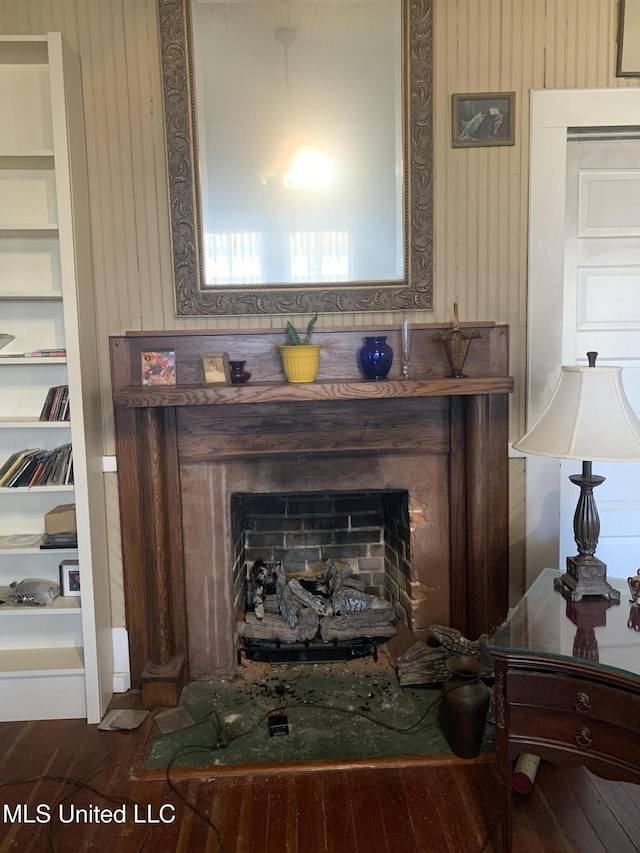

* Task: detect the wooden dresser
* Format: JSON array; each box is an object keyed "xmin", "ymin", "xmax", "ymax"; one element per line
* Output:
[{"xmin": 489, "ymin": 569, "xmax": 640, "ymax": 852}]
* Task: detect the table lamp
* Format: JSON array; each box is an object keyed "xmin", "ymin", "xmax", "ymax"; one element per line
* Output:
[{"xmin": 514, "ymin": 352, "xmax": 640, "ymax": 603}]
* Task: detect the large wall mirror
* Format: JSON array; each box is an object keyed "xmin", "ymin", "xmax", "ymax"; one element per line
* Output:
[{"xmin": 158, "ymin": 0, "xmax": 432, "ymax": 316}]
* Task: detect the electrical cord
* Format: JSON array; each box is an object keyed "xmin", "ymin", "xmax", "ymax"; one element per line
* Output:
[
  {"xmin": 0, "ymin": 773, "xmax": 150, "ymax": 853},
  {"xmin": 165, "ymin": 744, "xmax": 226, "ymax": 853},
  {"xmin": 215, "ymin": 676, "xmax": 487, "ymax": 743},
  {"xmin": 0, "ymin": 751, "xmax": 227, "ymax": 853}
]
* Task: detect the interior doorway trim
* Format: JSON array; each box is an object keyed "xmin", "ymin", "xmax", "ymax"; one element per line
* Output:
[{"xmin": 526, "ymin": 87, "xmax": 640, "ymax": 585}]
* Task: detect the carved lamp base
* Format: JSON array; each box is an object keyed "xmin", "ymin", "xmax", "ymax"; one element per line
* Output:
[{"xmin": 553, "ymin": 555, "xmax": 621, "ymax": 604}]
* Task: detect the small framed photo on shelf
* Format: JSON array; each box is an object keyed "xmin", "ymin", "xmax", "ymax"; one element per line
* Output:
[
  {"xmin": 452, "ymin": 92, "xmax": 515, "ymax": 148},
  {"xmin": 141, "ymin": 350, "xmax": 176, "ymax": 385},
  {"xmin": 59, "ymin": 559, "xmax": 81, "ymax": 597},
  {"xmin": 199, "ymin": 352, "xmax": 231, "ymax": 386}
]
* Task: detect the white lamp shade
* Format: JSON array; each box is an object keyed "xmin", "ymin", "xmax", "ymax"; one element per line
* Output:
[{"xmin": 514, "ymin": 365, "xmax": 640, "ymax": 461}]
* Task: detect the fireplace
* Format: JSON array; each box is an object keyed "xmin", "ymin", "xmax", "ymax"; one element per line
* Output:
[
  {"xmin": 232, "ymin": 489, "xmax": 412, "ymax": 662},
  {"xmin": 232, "ymin": 489, "xmax": 411, "ymax": 619},
  {"xmin": 181, "ymin": 448, "xmax": 449, "ymax": 679},
  {"xmin": 110, "ymin": 323, "xmax": 513, "ymax": 708}
]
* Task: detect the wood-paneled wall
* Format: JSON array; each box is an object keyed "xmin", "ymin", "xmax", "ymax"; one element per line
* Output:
[{"xmin": 0, "ymin": 0, "xmax": 635, "ymax": 627}]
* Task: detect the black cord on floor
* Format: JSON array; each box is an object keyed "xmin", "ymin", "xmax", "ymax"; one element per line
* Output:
[
  {"xmin": 165, "ymin": 743, "xmax": 226, "ymax": 853},
  {"xmin": 0, "ymin": 774, "xmax": 148, "ymax": 853},
  {"xmin": 479, "ymin": 820, "xmax": 499, "ymax": 852}
]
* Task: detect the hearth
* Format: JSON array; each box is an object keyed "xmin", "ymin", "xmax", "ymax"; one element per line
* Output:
[{"xmin": 110, "ymin": 324, "xmax": 512, "ymax": 709}]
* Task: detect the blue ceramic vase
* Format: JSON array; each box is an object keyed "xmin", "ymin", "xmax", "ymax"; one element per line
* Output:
[{"xmin": 358, "ymin": 336, "xmax": 393, "ymax": 380}]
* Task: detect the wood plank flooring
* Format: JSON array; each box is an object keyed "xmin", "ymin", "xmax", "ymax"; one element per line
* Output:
[{"xmin": 1, "ymin": 709, "xmax": 639, "ymax": 852}]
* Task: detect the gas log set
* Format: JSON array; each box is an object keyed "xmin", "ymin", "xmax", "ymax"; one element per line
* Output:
[{"xmin": 236, "ymin": 558, "xmax": 397, "ymax": 657}]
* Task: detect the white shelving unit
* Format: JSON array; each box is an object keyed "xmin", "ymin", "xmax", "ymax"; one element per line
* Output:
[{"xmin": 0, "ymin": 34, "xmax": 113, "ymax": 723}]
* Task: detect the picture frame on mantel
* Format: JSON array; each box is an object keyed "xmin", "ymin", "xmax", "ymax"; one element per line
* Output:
[
  {"xmin": 452, "ymin": 92, "xmax": 515, "ymax": 148},
  {"xmin": 617, "ymin": 0, "xmax": 640, "ymax": 76},
  {"xmin": 199, "ymin": 351, "xmax": 231, "ymax": 386}
]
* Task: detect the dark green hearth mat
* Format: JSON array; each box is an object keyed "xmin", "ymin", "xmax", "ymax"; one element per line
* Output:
[{"xmin": 144, "ymin": 658, "xmax": 494, "ymax": 770}]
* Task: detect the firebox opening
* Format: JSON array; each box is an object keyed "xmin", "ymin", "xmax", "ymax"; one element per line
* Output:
[{"xmin": 231, "ymin": 489, "xmax": 412, "ymax": 660}]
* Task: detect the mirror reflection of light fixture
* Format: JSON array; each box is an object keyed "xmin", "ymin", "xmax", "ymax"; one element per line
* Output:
[
  {"xmin": 283, "ymin": 145, "xmax": 334, "ymax": 191},
  {"xmin": 274, "ymin": 25, "xmax": 334, "ymax": 192},
  {"xmin": 514, "ymin": 352, "xmax": 640, "ymax": 603}
]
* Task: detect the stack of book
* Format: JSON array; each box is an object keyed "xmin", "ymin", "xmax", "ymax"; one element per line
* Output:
[
  {"xmin": 0, "ymin": 348, "xmax": 67, "ymax": 359},
  {"xmin": 0, "ymin": 444, "xmax": 73, "ymax": 488},
  {"xmin": 39, "ymin": 385, "xmax": 70, "ymax": 421},
  {"xmin": 40, "ymin": 531, "xmax": 77, "ymax": 549},
  {"xmin": 23, "ymin": 348, "xmax": 67, "ymax": 358}
]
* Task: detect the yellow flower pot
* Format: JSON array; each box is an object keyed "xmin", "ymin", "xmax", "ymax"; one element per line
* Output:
[{"xmin": 278, "ymin": 344, "xmax": 322, "ymax": 383}]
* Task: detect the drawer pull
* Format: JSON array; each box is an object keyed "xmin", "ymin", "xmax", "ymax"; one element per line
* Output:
[
  {"xmin": 573, "ymin": 693, "xmax": 591, "ymax": 713},
  {"xmin": 574, "ymin": 726, "xmax": 592, "ymax": 749}
]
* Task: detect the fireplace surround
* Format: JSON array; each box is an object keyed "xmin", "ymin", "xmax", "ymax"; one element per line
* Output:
[{"xmin": 110, "ymin": 323, "xmax": 513, "ymax": 708}]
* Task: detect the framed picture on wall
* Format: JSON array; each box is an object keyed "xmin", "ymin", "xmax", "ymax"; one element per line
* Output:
[
  {"xmin": 452, "ymin": 92, "xmax": 515, "ymax": 148},
  {"xmin": 199, "ymin": 352, "xmax": 231, "ymax": 386},
  {"xmin": 617, "ymin": 0, "xmax": 640, "ymax": 76}
]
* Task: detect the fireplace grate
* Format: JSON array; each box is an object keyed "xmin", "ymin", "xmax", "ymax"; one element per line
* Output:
[{"xmin": 238, "ymin": 637, "xmax": 380, "ymax": 664}]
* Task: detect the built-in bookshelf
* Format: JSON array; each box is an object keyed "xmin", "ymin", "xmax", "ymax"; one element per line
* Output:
[{"xmin": 0, "ymin": 34, "xmax": 112, "ymax": 723}]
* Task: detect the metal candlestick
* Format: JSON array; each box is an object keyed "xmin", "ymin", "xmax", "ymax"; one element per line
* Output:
[{"xmin": 401, "ymin": 316, "xmax": 411, "ymax": 380}]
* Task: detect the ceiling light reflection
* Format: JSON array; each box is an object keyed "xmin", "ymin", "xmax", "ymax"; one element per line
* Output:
[{"xmin": 283, "ymin": 145, "xmax": 334, "ymax": 191}]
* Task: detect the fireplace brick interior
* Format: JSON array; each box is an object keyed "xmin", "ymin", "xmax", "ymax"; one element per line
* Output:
[
  {"xmin": 231, "ymin": 489, "xmax": 412, "ymax": 628},
  {"xmin": 182, "ymin": 452, "xmax": 450, "ymax": 679}
]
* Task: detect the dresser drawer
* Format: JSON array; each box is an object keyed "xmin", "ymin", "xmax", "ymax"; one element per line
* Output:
[
  {"xmin": 509, "ymin": 704, "xmax": 640, "ymax": 770},
  {"xmin": 507, "ymin": 670, "xmax": 640, "ymax": 731}
]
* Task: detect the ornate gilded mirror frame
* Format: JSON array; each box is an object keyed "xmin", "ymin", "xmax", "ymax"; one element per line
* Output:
[{"xmin": 158, "ymin": 0, "xmax": 433, "ymax": 316}]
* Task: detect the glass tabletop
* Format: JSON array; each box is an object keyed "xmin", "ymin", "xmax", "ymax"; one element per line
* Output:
[{"xmin": 489, "ymin": 569, "xmax": 640, "ymax": 679}]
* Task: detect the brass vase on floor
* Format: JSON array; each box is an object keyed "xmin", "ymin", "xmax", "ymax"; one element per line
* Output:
[{"xmin": 440, "ymin": 655, "xmax": 490, "ymax": 759}]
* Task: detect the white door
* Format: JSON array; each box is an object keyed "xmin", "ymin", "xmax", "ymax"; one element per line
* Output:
[
  {"xmin": 526, "ymin": 89, "xmax": 640, "ymax": 586},
  {"xmin": 560, "ymin": 138, "xmax": 640, "ymax": 575}
]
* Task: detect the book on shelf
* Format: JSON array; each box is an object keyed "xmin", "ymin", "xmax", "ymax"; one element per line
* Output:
[
  {"xmin": 12, "ymin": 449, "xmax": 50, "ymax": 488},
  {"xmin": 40, "ymin": 531, "xmax": 78, "ymax": 549},
  {"xmin": 43, "ymin": 444, "xmax": 73, "ymax": 487},
  {"xmin": 22, "ymin": 349, "xmax": 67, "ymax": 358},
  {"xmin": 28, "ymin": 455, "xmax": 49, "ymax": 488},
  {"xmin": 39, "ymin": 385, "xmax": 56, "ymax": 420},
  {"xmin": 39, "ymin": 385, "xmax": 70, "ymax": 421},
  {"xmin": 0, "ymin": 450, "xmax": 22, "ymax": 483},
  {"xmin": 0, "ymin": 444, "xmax": 72, "ymax": 487},
  {"xmin": 50, "ymin": 444, "xmax": 72, "ymax": 486},
  {"xmin": 0, "ymin": 449, "xmax": 43, "ymax": 487}
]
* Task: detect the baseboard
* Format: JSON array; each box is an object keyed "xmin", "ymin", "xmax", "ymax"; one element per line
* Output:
[{"xmin": 112, "ymin": 626, "xmax": 131, "ymax": 693}]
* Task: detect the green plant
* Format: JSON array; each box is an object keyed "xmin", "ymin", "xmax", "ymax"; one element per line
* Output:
[{"xmin": 284, "ymin": 313, "xmax": 318, "ymax": 346}]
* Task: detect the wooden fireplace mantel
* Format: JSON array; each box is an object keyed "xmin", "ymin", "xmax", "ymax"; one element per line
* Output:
[
  {"xmin": 113, "ymin": 375, "xmax": 513, "ymax": 408},
  {"xmin": 110, "ymin": 323, "xmax": 514, "ymax": 708}
]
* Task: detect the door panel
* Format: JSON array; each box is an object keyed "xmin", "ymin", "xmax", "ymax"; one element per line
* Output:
[{"xmin": 561, "ymin": 140, "xmax": 640, "ymax": 577}]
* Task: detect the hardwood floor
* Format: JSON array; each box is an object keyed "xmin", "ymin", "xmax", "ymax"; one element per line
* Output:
[{"xmin": 1, "ymin": 708, "xmax": 639, "ymax": 852}]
